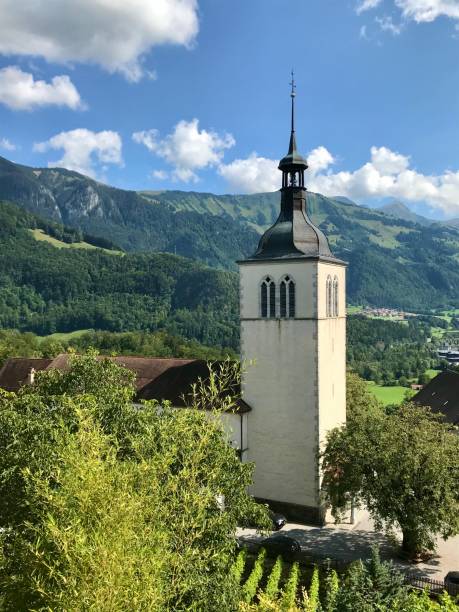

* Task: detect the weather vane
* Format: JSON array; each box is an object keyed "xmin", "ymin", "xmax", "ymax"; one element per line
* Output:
[
  {"xmin": 290, "ymin": 70, "xmax": 296, "ymax": 98},
  {"xmin": 290, "ymin": 70, "xmax": 296, "ymax": 134}
]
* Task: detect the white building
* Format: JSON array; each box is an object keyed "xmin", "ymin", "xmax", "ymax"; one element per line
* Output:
[{"xmin": 239, "ymin": 80, "xmax": 347, "ymax": 525}]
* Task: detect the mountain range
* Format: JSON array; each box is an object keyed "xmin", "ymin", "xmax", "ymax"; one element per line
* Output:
[
  {"xmin": 1, "ymin": 154, "xmax": 459, "ymax": 312},
  {"xmin": 376, "ymin": 201, "xmax": 459, "ymax": 230}
]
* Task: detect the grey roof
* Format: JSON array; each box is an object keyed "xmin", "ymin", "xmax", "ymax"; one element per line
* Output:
[
  {"xmin": 412, "ymin": 370, "xmax": 459, "ymax": 425},
  {"xmin": 245, "ymin": 188, "xmax": 345, "ymax": 263},
  {"xmin": 278, "ymin": 132, "xmax": 308, "ymax": 172}
]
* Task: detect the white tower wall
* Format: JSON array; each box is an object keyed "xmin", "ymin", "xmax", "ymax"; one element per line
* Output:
[{"xmin": 240, "ymin": 259, "xmax": 346, "ymax": 524}]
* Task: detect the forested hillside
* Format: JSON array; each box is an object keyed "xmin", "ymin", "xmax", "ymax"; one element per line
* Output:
[
  {"xmin": 2, "ymin": 155, "xmax": 459, "ymax": 309},
  {"xmin": 0, "ymin": 201, "xmax": 448, "ymax": 381},
  {"xmin": 0, "ymin": 156, "xmax": 258, "ymax": 268},
  {"xmin": 0, "ymin": 201, "xmax": 239, "ymax": 348}
]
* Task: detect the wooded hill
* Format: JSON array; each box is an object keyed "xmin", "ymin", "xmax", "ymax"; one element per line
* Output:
[
  {"xmin": 1, "ymin": 155, "xmax": 459, "ymax": 310},
  {"xmin": 0, "ymin": 201, "xmax": 239, "ymax": 348}
]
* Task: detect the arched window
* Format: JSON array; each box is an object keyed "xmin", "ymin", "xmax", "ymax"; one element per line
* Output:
[
  {"xmin": 280, "ymin": 275, "xmax": 296, "ymax": 318},
  {"xmin": 326, "ymin": 275, "xmax": 332, "ymax": 318},
  {"xmin": 333, "ymin": 276, "xmax": 339, "ymax": 317},
  {"xmin": 261, "ymin": 277, "xmax": 276, "ymax": 318}
]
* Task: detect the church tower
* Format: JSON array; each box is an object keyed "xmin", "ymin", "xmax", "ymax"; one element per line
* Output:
[{"xmin": 239, "ymin": 77, "xmax": 346, "ymax": 525}]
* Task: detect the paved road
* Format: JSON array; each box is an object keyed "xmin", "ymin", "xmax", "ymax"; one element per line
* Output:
[{"xmin": 237, "ymin": 509, "xmax": 459, "ymax": 580}]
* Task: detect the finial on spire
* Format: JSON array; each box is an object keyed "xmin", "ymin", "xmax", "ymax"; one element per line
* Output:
[{"xmin": 290, "ymin": 70, "xmax": 296, "ymax": 133}]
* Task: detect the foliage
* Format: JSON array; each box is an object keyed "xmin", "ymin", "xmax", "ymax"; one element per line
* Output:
[
  {"xmin": 231, "ymin": 549, "xmax": 248, "ymax": 586},
  {"xmin": 335, "ymin": 547, "xmax": 407, "ymax": 611},
  {"xmin": 242, "ymin": 548, "xmax": 267, "ymax": 603},
  {"xmin": 305, "ymin": 566, "xmax": 320, "ymax": 612},
  {"xmin": 347, "ymin": 316, "xmax": 437, "ymax": 386},
  {"xmin": 0, "ymin": 328, "xmax": 235, "ymax": 369},
  {"xmin": 237, "ymin": 547, "xmax": 459, "ymax": 611},
  {"xmin": 0, "ymin": 200, "xmax": 239, "ymax": 348},
  {"xmin": 322, "ymin": 375, "xmax": 459, "ymax": 557},
  {"xmin": 323, "ymin": 569, "xmax": 339, "ymax": 612},
  {"xmin": 264, "ymin": 556, "xmax": 283, "ymax": 601},
  {"xmin": 281, "ymin": 562, "xmax": 300, "ymax": 610},
  {"xmin": 0, "ymin": 353, "xmax": 269, "ymax": 610}
]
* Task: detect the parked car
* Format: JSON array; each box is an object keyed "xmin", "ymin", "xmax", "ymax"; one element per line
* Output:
[
  {"xmin": 261, "ymin": 535, "xmax": 301, "ymax": 559},
  {"xmin": 272, "ymin": 513, "xmax": 287, "ymax": 531}
]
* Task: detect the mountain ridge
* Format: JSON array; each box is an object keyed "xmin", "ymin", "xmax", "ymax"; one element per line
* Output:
[{"xmin": 1, "ymin": 155, "xmax": 459, "ymax": 310}]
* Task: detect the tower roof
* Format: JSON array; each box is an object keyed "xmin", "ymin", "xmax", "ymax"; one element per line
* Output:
[
  {"xmin": 244, "ymin": 75, "xmax": 344, "ymax": 265},
  {"xmin": 278, "ymin": 72, "xmax": 308, "ymax": 172}
]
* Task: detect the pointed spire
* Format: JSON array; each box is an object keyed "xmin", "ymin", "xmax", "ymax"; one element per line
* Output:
[
  {"xmin": 288, "ymin": 70, "xmax": 297, "ymax": 155},
  {"xmin": 278, "ymin": 71, "xmax": 308, "ymax": 176}
]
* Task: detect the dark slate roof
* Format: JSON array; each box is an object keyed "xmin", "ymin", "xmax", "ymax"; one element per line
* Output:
[
  {"xmin": 0, "ymin": 357, "xmax": 53, "ymax": 391},
  {"xmin": 244, "ymin": 188, "xmax": 345, "ymax": 264},
  {"xmin": 412, "ymin": 370, "xmax": 459, "ymax": 425},
  {"xmin": 0, "ymin": 355, "xmax": 250, "ymax": 413},
  {"xmin": 278, "ymin": 132, "xmax": 308, "ymax": 172}
]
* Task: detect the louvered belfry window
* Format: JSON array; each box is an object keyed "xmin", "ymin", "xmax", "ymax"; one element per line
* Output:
[
  {"xmin": 261, "ymin": 277, "xmax": 276, "ymax": 318},
  {"xmin": 280, "ymin": 276, "xmax": 295, "ymax": 319},
  {"xmin": 280, "ymin": 281, "xmax": 287, "ymax": 317}
]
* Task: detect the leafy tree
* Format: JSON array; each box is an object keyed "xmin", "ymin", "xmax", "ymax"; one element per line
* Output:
[
  {"xmin": 0, "ymin": 353, "xmax": 269, "ymax": 610},
  {"xmin": 322, "ymin": 376, "xmax": 459, "ymax": 558}
]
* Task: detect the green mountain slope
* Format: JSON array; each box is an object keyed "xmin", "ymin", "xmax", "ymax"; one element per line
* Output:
[
  {"xmin": 376, "ymin": 201, "xmax": 432, "ymax": 227},
  {"xmin": 0, "ymin": 156, "xmax": 258, "ymax": 268},
  {"xmin": 1, "ymin": 156, "xmax": 459, "ymax": 309},
  {"xmin": 0, "ymin": 201, "xmax": 239, "ymax": 348}
]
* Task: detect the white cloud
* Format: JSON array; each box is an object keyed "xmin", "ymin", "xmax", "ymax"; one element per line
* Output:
[
  {"xmin": 357, "ymin": 0, "xmax": 459, "ymax": 26},
  {"xmin": 375, "ymin": 15, "xmax": 404, "ymax": 33},
  {"xmin": 370, "ymin": 146, "xmax": 410, "ymax": 174},
  {"xmin": 217, "ymin": 146, "xmax": 335, "ymax": 194},
  {"xmin": 0, "ymin": 137, "xmax": 16, "ymax": 151},
  {"xmin": 133, "ymin": 119, "xmax": 235, "ymax": 183},
  {"xmin": 218, "ymin": 154, "xmax": 279, "ymax": 193},
  {"xmin": 0, "ymin": 66, "xmax": 84, "ymax": 111},
  {"xmin": 356, "ymin": 0, "xmax": 383, "ymax": 14},
  {"xmin": 395, "ymin": 0, "xmax": 459, "ymax": 22},
  {"xmin": 0, "ymin": 0, "xmax": 198, "ymax": 81},
  {"xmin": 217, "ymin": 144, "xmax": 459, "ymax": 215},
  {"xmin": 308, "ymin": 146, "xmax": 336, "ymax": 174},
  {"xmin": 152, "ymin": 169, "xmax": 168, "ymax": 180},
  {"xmin": 33, "ymin": 128, "xmax": 122, "ymax": 178},
  {"xmin": 308, "ymin": 145, "xmax": 459, "ymax": 216}
]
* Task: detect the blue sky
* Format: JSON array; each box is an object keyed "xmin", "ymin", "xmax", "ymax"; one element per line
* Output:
[{"xmin": 0, "ymin": 0, "xmax": 459, "ymax": 218}]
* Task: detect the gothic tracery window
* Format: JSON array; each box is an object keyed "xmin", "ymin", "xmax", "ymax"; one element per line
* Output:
[
  {"xmin": 326, "ymin": 275, "xmax": 332, "ymax": 318},
  {"xmin": 280, "ymin": 275, "xmax": 296, "ymax": 318},
  {"xmin": 261, "ymin": 277, "xmax": 276, "ymax": 318},
  {"xmin": 333, "ymin": 276, "xmax": 339, "ymax": 317}
]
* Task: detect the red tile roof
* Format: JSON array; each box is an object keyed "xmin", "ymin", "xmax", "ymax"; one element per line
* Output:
[
  {"xmin": 0, "ymin": 357, "xmax": 53, "ymax": 391},
  {"xmin": 0, "ymin": 355, "xmax": 251, "ymax": 413}
]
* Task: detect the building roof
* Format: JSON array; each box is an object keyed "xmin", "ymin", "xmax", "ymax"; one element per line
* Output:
[
  {"xmin": 242, "ymin": 78, "xmax": 344, "ymax": 266},
  {"xmin": 412, "ymin": 370, "xmax": 459, "ymax": 425},
  {"xmin": 0, "ymin": 355, "xmax": 251, "ymax": 413},
  {"xmin": 0, "ymin": 357, "xmax": 53, "ymax": 391},
  {"xmin": 247, "ymin": 188, "xmax": 345, "ymax": 263}
]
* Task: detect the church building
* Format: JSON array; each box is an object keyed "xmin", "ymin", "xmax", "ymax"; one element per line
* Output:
[
  {"xmin": 0, "ymin": 80, "xmax": 347, "ymax": 527},
  {"xmin": 239, "ymin": 78, "xmax": 347, "ymax": 525}
]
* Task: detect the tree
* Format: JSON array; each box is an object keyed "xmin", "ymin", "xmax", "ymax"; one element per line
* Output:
[
  {"xmin": 321, "ymin": 375, "xmax": 459, "ymax": 558},
  {"xmin": 0, "ymin": 353, "xmax": 269, "ymax": 610}
]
